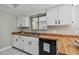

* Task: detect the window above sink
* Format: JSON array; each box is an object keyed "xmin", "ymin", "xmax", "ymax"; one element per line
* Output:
[{"xmin": 31, "ymin": 13, "xmax": 47, "ymax": 31}]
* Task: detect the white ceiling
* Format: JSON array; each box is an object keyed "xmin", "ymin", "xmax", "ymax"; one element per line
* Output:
[{"xmin": 0, "ymin": 4, "xmax": 59, "ymax": 16}]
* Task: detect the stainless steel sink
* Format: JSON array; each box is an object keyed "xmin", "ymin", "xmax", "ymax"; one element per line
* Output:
[
  {"xmin": 23, "ymin": 33, "xmax": 40, "ymax": 37},
  {"xmin": 31, "ymin": 33, "xmax": 40, "ymax": 36}
]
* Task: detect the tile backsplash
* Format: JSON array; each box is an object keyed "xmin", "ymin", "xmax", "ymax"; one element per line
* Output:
[{"xmin": 17, "ymin": 25, "xmax": 75, "ymax": 35}]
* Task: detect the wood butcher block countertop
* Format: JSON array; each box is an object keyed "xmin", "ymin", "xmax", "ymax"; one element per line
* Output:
[{"xmin": 12, "ymin": 32, "xmax": 79, "ymax": 55}]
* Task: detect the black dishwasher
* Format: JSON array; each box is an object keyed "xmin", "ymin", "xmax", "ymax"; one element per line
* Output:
[{"xmin": 39, "ymin": 38, "xmax": 57, "ymax": 55}]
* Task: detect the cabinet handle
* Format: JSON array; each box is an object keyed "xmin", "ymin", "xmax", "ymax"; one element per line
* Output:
[
  {"xmin": 55, "ymin": 20, "xmax": 57, "ymax": 24},
  {"xmin": 28, "ymin": 41, "xmax": 32, "ymax": 45},
  {"xmin": 22, "ymin": 40, "xmax": 24, "ymax": 42},
  {"xmin": 20, "ymin": 24, "xmax": 22, "ymax": 26},
  {"xmin": 16, "ymin": 39, "xmax": 18, "ymax": 41},
  {"xmin": 18, "ymin": 36, "xmax": 21, "ymax": 38},
  {"xmin": 58, "ymin": 20, "xmax": 60, "ymax": 24}
]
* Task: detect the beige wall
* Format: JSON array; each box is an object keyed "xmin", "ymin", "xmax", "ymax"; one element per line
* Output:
[
  {"xmin": 18, "ymin": 25, "xmax": 73, "ymax": 34},
  {"xmin": 0, "ymin": 12, "xmax": 17, "ymax": 49}
]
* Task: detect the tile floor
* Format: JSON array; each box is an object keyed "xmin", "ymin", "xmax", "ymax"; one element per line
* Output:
[
  {"xmin": 0, "ymin": 47, "xmax": 62, "ymax": 55},
  {"xmin": 0, "ymin": 47, "xmax": 28, "ymax": 55}
]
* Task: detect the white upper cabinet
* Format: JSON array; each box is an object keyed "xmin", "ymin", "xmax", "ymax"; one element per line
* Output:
[
  {"xmin": 58, "ymin": 5, "xmax": 72, "ymax": 25},
  {"xmin": 72, "ymin": 5, "xmax": 79, "ymax": 21},
  {"xmin": 47, "ymin": 7, "xmax": 58, "ymax": 26},
  {"xmin": 17, "ymin": 16, "xmax": 30, "ymax": 27},
  {"xmin": 47, "ymin": 4, "xmax": 72, "ymax": 26}
]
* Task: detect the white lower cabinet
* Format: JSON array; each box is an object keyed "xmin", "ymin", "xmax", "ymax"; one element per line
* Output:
[
  {"xmin": 28, "ymin": 37, "xmax": 39, "ymax": 55},
  {"xmin": 23, "ymin": 36, "xmax": 31, "ymax": 54},
  {"xmin": 12, "ymin": 35, "xmax": 39, "ymax": 55},
  {"xmin": 24, "ymin": 36, "xmax": 39, "ymax": 55},
  {"xmin": 29, "ymin": 41, "xmax": 39, "ymax": 55},
  {"xmin": 12, "ymin": 35, "xmax": 24, "ymax": 50}
]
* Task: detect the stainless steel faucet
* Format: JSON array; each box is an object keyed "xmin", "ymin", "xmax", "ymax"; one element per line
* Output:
[{"xmin": 32, "ymin": 30, "xmax": 40, "ymax": 36}]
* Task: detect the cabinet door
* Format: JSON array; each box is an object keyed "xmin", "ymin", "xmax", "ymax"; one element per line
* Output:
[
  {"xmin": 58, "ymin": 5, "xmax": 72, "ymax": 25},
  {"xmin": 21, "ymin": 16, "xmax": 30, "ymax": 27},
  {"xmin": 12, "ymin": 35, "xmax": 24, "ymax": 50},
  {"xmin": 25, "ymin": 16, "xmax": 30, "ymax": 27},
  {"xmin": 20, "ymin": 16, "xmax": 26, "ymax": 27},
  {"xmin": 23, "ymin": 36, "xmax": 30, "ymax": 53},
  {"xmin": 24, "ymin": 36, "xmax": 39, "ymax": 55},
  {"xmin": 29, "ymin": 37, "xmax": 39, "ymax": 55},
  {"xmin": 72, "ymin": 5, "xmax": 79, "ymax": 25},
  {"xmin": 47, "ymin": 7, "xmax": 58, "ymax": 26},
  {"xmin": 12, "ymin": 35, "xmax": 17, "ymax": 45},
  {"xmin": 17, "ymin": 17, "xmax": 23, "ymax": 27},
  {"xmin": 12, "ymin": 35, "xmax": 19, "ymax": 47}
]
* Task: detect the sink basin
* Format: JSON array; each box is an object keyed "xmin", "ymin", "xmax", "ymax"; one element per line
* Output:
[
  {"xmin": 23, "ymin": 33, "xmax": 40, "ymax": 37},
  {"xmin": 73, "ymin": 39, "xmax": 79, "ymax": 48},
  {"xmin": 31, "ymin": 34, "xmax": 40, "ymax": 36},
  {"xmin": 18, "ymin": 31, "xmax": 40, "ymax": 37}
]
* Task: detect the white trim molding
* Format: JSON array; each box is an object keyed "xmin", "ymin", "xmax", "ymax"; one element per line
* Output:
[{"xmin": 0, "ymin": 46, "xmax": 12, "ymax": 52}]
